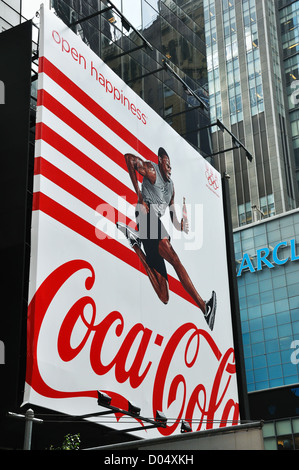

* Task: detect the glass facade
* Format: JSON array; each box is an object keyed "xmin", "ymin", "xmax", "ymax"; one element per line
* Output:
[
  {"xmin": 203, "ymin": 0, "xmax": 222, "ymax": 124},
  {"xmin": 51, "ymin": 0, "xmax": 213, "ymax": 157},
  {"xmin": 234, "ymin": 209, "xmax": 299, "ymax": 393},
  {"xmin": 203, "ymin": 0, "xmax": 299, "ymax": 229},
  {"xmin": 279, "ymin": 0, "xmax": 299, "ymax": 194},
  {"xmin": 242, "ymin": 0, "xmax": 264, "ymax": 117},
  {"xmin": 224, "ymin": 0, "xmax": 243, "ymax": 124}
]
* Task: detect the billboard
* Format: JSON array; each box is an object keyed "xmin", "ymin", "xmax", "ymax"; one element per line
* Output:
[{"xmin": 23, "ymin": 6, "xmax": 240, "ymax": 438}]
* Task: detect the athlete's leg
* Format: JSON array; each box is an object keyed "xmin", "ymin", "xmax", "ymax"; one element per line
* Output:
[
  {"xmin": 158, "ymin": 237, "xmax": 206, "ymax": 312},
  {"xmin": 132, "ymin": 243, "xmax": 169, "ymax": 304},
  {"xmin": 116, "ymin": 221, "xmax": 169, "ymax": 303}
]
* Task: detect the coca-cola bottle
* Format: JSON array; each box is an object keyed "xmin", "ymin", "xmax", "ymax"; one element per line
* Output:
[{"xmin": 182, "ymin": 197, "xmax": 188, "ymax": 232}]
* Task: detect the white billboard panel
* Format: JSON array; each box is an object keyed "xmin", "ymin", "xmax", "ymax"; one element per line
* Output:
[{"xmin": 24, "ymin": 6, "xmax": 240, "ymax": 438}]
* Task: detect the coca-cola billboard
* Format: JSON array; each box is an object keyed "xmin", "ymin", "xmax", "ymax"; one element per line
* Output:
[{"xmin": 23, "ymin": 6, "xmax": 240, "ymax": 438}]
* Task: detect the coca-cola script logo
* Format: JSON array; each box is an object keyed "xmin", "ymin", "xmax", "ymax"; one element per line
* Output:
[{"xmin": 26, "ymin": 260, "xmax": 239, "ymax": 435}]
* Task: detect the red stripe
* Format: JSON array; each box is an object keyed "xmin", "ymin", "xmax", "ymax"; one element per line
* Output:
[
  {"xmin": 36, "ymin": 122, "xmax": 137, "ymax": 206},
  {"xmin": 33, "ymin": 192, "xmax": 197, "ymax": 307},
  {"xmin": 38, "ymin": 56, "xmax": 158, "ymax": 165},
  {"xmin": 33, "ymin": 191, "xmax": 142, "ymax": 271},
  {"xmin": 37, "ymin": 88, "xmax": 142, "ymax": 180},
  {"xmin": 35, "ymin": 156, "xmax": 137, "ymax": 230}
]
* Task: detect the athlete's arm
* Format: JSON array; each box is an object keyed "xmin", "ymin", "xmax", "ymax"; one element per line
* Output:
[
  {"xmin": 169, "ymin": 190, "xmax": 189, "ymax": 233},
  {"xmin": 124, "ymin": 153, "xmax": 155, "ymax": 213}
]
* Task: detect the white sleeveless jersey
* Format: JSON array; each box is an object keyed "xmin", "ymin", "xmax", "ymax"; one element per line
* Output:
[{"xmin": 141, "ymin": 162, "xmax": 174, "ymax": 217}]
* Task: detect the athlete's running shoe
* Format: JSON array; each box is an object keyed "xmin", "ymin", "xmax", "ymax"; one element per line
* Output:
[
  {"xmin": 204, "ymin": 291, "xmax": 217, "ymax": 331},
  {"xmin": 116, "ymin": 222, "xmax": 142, "ymax": 249}
]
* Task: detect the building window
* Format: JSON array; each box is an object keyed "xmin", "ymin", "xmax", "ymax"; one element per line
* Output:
[
  {"xmin": 222, "ymin": 0, "xmax": 243, "ymax": 124},
  {"xmin": 263, "ymin": 417, "xmax": 299, "ymax": 450},
  {"xmin": 204, "ymin": 0, "xmax": 222, "ymax": 126},
  {"xmin": 238, "ymin": 202, "xmax": 252, "ymax": 226},
  {"xmin": 260, "ymin": 194, "xmax": 275, "ymax": 218},
  {"xmin": 242, "ymin": 0, "xmax": 264, "ymax": 116}
]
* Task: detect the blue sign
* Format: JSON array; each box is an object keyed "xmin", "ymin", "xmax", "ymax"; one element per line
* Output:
[{"xmin": 237, "ymin": 238, "xmax": 299, "ymax": 277}]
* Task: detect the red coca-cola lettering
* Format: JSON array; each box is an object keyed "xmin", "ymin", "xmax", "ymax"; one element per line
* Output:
[
  {"xmin": 152, "ymin": 325, "xmax": 238, "ymax": 435},
  {"xmin": 58, "ymin": 296, "xmax": 97, "ymax": 361},
  {"xmin": 26, "ymin": 260, "xmax": 97, "ymax": 399},
  {"xmin": 26, "ymin": 260, "xmax": 133, "ymax": 414},
  {"xmin": 89, "ymin": 314, "xmax": 153, "ymax": 387},
  {"xmin": 58, "ymin": 302, "xmax": 153, "ymax": 388},
  {"xmin": 185, "ymin": 347, "xmax": 239, "ymax": 432},
  {"xmin": 206, "ymin": 348, "xmax": 239, "ymax": 429},
  {"xmin": 26, "ymin": 260, "xmax": 239, "ymax": 434}
]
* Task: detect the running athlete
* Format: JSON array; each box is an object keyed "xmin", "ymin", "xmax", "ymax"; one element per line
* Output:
[{"xmin": 117, "ymin": 147, "xmax": 217, "ymax": 330}]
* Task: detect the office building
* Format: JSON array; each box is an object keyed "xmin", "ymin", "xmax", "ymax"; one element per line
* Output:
[
  {"xmin": 279, "ymin": 0, "xmax": 299, "ymax": 206},
  {"xmin": 234, "ymin": 208, "xmax": 299, "ymax": 449},
  {"xmin": 204, "ymin": 0, "xmax": 299, "ymax": 228}
]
